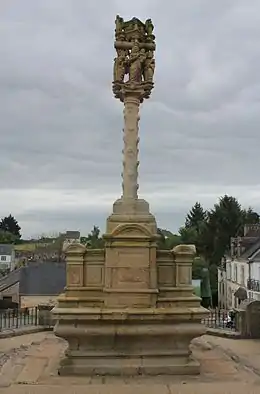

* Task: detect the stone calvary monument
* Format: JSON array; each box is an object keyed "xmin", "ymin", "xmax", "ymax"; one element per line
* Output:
[{"xmin": 52, "ymin": 16, "xmax": 208, "ymax": 376}]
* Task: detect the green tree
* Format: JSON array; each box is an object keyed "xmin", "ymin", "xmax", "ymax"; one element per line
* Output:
[
  {"xmin": 180, "ymin": 220, "xmax": 208, "ymax": 256},
  {"xmin": 192, "ymin": 256, "xmax": 207, "ymax": 279},
  {"xmin": 157, "ymin": 228, "xmax": 181, "ymax": 249},
  {"xmin": 206, "ymin": 195, "xmax": 244, "ymax": 265},
  {"xmin": 179, "ymin": 226, "xmax": 198, "ymax": 244},
  {"xmin": 0, "ymin": 215, "xmax": 21, "ymax": 238},
  {"xmin": 196, "ymin": 195, "xmax": 246, "ymax": 299},
  {"xmin": 242, "ymin": 207, "xmax": 259, "ymax": 227},
  {"xmin": 185, "ymin": 202, "xmax": 207, "ymax": 231},
  {"xmin": 80, "ymin": 236, "xmax": 90, "ymax": 245},
  {"xmin": 86, "ymin": 225, "xmax": 104, "ymax": 249},
  {"xmin": 0, "ymin": 230, "xmax": 18, "ymax": 244}
]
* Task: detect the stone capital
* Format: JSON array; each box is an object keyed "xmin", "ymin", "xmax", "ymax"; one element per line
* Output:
[
  {"xmin": 65, "ymin": 242, "xmax": 86, "ymax": 255},
  {"xmin": 172, "ymin": 244, "xmax": 196, "ymax": 258},
  {"xmin": 113, "ymin": 81, "xmax": 154, "ymax": 103}
]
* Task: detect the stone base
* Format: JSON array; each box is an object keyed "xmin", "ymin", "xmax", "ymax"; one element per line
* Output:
[
  {"xmin": 53, "ymin": 307, "xmax": 207, "ymax": 376},
  {"xmin": 58, "ymin": 355, "xmax": 200, "ymax": 376},
  {"xmin": 106, "ymin": 198, "xmax": 157, "ymax": 234}
]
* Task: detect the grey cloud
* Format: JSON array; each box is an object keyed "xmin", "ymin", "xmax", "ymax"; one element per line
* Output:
[{"xmin": 1, "ymin": 0, "xmax": 260, "ymax": 236}]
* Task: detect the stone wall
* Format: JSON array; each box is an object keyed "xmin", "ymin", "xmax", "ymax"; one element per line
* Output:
[{"xmin": 20, "ymin": 295, "xmax": 58, "ymax": 308}]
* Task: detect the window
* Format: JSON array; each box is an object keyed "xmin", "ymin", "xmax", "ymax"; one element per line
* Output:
[
  {"xmin": 0, "ymin": 256, "xmax": 6, "ymax": 261},
  {"xmin": 228, "ymin": 287, "xmax": 232, "ymax": 308},
  {"xmin": 241, "ymin": 266, "xmax": 245, "ymax": 286},
  {"xmin": 226, "ymin": 263, "xmax": 231, "ymax": 280},
  {"xmin": 234, "ymin": 264, "xmax": 238, "ymax": 282},
  {"xmin": 226, "ymin": 264, "xmax": 229, "ymax": 279},
  {"xmin": 3, "ymin": 296, "xmax": 12, "ymax": 301}
]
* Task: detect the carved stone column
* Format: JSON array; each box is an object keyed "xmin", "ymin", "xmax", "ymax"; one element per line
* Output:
[{"xmin": 121, "ymin": 90, "xmax": 141, "ymax": 200}]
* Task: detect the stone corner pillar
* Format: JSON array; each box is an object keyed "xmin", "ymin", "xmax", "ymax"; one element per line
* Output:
[
  {"xmin": 65, "ymin": 243, "xmax": 86, "ymax": 288},
  {"xmin": 172, "ymin": 244, "xmax": 196, "ymax": 288}
]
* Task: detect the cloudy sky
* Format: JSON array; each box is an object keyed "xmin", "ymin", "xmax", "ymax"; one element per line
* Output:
[{"xmin": 1, "ymin": 0, "xmax": 260, "ymax": 238}]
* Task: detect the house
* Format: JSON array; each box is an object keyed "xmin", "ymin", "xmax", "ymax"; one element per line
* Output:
[
  {"xmin": 0, "ymin": 244, "xmax": 15, "ymax": 272},
  {"xmin": 218, "ymin": 260, "xmax": 227, "ymax": 309},
  {"xmin": 60, "ymin": 230, "xmax": 80, "ymax": 251},
  {"xmin": 14, "ymin": 231, "xmax": 80, "ymax": 266},
  {"xmin": 218, "ymin": 224, "xmax": 260, "ymax": 310}
]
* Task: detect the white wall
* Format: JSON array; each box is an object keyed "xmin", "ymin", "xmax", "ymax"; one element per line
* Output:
[
  {"xmin": 224, "ymin": 258, "xmax": 260, "ymax": 308},
  {"xmin": 218, "ymin": 268, "xmax": 227, "ymax": 309},
  {"xmin": 0, "ymin": 254, "xmax": 12, "ymax": 269},
  {"xmin": 0, "ymin": 251, "xmax": 16, "ymax": 271},
  {"xmin": 223, "ymin": 260, "xmax": 248, "ymax": 309},
  {"xmin": 228, "ymin": 260, "xmax": 249, "ymax": 286},
  {"xmin": 0, "ymin": 252, "xmax": 15, "ymax": 271},
  {"xmin": 250, "ymin": 261, "xmax": 260, "ymax": 280}
]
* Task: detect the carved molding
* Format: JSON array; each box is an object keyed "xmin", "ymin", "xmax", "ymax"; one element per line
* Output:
[
  {"xmin": 172, "ymin": 244, "xmax": 196, "ymax": 257},
  {"xmin": 110, "ymin": 223, "xmax": 153, "ymax": 238},
  {"xmin": 65, "ymin": 242, "xmax": 86, "ymax": 255}
]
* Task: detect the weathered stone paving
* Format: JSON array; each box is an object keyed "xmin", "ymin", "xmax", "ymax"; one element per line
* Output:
[{"xmin": 0, "ymin": 332, "xmax": 260, "ymax": 393}]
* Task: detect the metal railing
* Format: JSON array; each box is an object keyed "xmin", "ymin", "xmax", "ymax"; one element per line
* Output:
[
  {"xmin": 0, "ymin": 307, "xmax": 38, "ymax": 331},
  {"xmin": 202, "ymin": 308, "xmax": 238, "ymax": 331},
  {"xmin": 247, "ymin": 279, "xmax": 260, "ymax": 292}
]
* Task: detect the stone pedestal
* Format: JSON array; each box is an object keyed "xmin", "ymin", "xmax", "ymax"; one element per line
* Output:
[
  {"xmin": 54, "ymin": 308, "xmax": 206, "ymax": 376},
  {"xmin": 53, "ymin": 240, "xmax": 208, "ymax": 376},
  {"xmin": 103, "ymin": 198, "xmax": 158, "ymax": 309}
]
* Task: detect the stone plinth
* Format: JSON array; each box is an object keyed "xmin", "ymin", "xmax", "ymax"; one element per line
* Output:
[
  {"xmin": 53, "ymin": 241, "xmax": 208, "ymax": 376},
  {"xmin": 54, "ymin": 307, "xmax": 206, "ymax": 376}
]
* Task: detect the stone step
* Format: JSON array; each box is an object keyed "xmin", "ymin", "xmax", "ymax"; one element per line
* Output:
[
  {"xmin": 0, "ymin": 356, "xmax": 25, "ymax": 387},
  {"xmin": 15, "ymin": 357, "xmax": 48, "ymax": 384}
]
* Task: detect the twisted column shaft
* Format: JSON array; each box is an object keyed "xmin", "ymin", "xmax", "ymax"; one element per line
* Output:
[{"xmin": 121, "ymin": 94, "xmax": 140, "ymax": 199}]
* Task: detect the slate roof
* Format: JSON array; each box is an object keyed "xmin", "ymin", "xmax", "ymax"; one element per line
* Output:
[
  {"xmin": 241, "ymin": 238, "xmax": 260, "ymax": 260},
  {"xmin": 0, "ymin": 261, "xmax": 66, "ymax": 295},
  {"xmin": 0, "ymin": 244, "xmax": 13, "ymax": 256},
  {"xmin": 60, "ymin": 231, "xmax": 80, "ymax": 240}
]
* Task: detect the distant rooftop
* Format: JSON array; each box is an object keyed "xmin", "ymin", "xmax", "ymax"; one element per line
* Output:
[
  {"xmin": 244, "ymin": 224, "xmax": 260, "ymax": 237},
  {"xmin": 60, "ymin": 231, "xmax": 80, "ymax": 239},
  {"xmin": 0, "ymin": 244, "xmax": 14, "ymax": 255}
]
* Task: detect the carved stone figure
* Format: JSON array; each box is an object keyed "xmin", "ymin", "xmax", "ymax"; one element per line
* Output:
[
  {"xmin": 113, "ymin": 16, "xmax": 156, "ymax": 99},
  {"xmin": 128, "ymin": 41, "xmax": 142, "ymax": 83},
  {"xmin": 113, "ymin": 49, "xmax": 128, "ymax": 82},
  {"xmin": 140, "ymin": 48, "xmax": 146, "ymax": 81},
  {"xmin": 145, "ymin": 19, "xmax": 154, "ymax": 35},
  {"xmin": 115, "ymin": 15, "xmax": 124, "ymax": 35},
  {"xmin": 144, "ymin": 51, "xmax": 155, "ymax": 82}
]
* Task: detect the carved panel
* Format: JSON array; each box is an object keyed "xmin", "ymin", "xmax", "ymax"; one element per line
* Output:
[
  {"xmin": 105, "ymin": 247, "xmax": 151, "ymax": 289},
  {"xmin": 158, "ymin": 265, "xmax": 174, "ymax": 286},
  {"xmin": 111, "ymin": 267, "xmax": 149, "ymax": 289},
  {"xmin": 176, "ymin": 265, "xmax": 192, "ymax": 286},
  {"xmin": 85, "ymin": 265, "xmax": 103, "ymax": 286},
  {"xmin": 106, "ymin": 248, "xmax": 149, "ymax": 268},
  {"xmin": 67, "ymin": 265, "xmax": 83, "ymax": 287}
]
